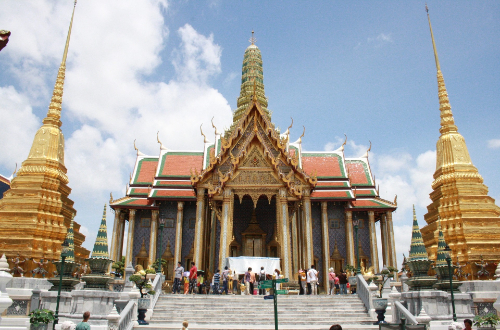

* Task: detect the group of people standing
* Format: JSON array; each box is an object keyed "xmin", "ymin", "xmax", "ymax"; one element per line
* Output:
[
  {"xmin": 298, "ymin": 265, "xmax": 319, "ymax": 295},
  {"xmin": 243, "ymin": 266, "xmax": 281, "ymax": 295},
  {"xmin": 297, "ymin": 266, "xmax": 349, "ymax": 295},
  {"xmin": 327, "ymin": 268, "xmax": 349, "ymax": 295}
]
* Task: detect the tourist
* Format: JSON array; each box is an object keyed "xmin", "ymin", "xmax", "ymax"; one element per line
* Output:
[
  {"xmin": 213, "ymin": 269, "xmax": 221, "ymax": 294},
  {"xmin": 173, "ymin": 261, "xmax": 184, "ymax": 294},
  {"xmin": 250, "ymin": 269, "xmax": 256, "ymax": 295},
  {"xmin": 198, "ymin": 272, "xmax": 204, "ymax": 294},
  {"xmin": 182, "ymin": 320, "xmax": 189, "ymax": 330},
  {"xmin": 188, "ymin": 262, "xmax": 197, "ymax": 294},
  {"xmin": 228, "ymin": 268, "xmax": 235, "ymax": 294},
  {"xmin": 183, "ymin": 270, "xmax": 190, "ymax": 294},
  {"xmin": 306, "ymin": 267, "xmax": 311, "ymax": 295},
  {"xmin": 258, "ymin": 266, "xmax": 266, "ymax": 295},
  {"xmin": 308, "ymin": 265, "xmax": 318, "ymax": 295},
  {"xmin": 464, "ymin": 319, "xmax": 472, "ymax": 330},
  {"xmin": 222, "ymin": 266, "xmax": 230, "ymax": 295},
  {"xmin": 334, "ymin": 274, "xmax": 340, "ymax": 295},
  {"xmin": 299, "ymin": 268, "xmax": 307, "ymax": 295},
  {"xmin": 328, "ymin": 268, "xmax": 336, "ymax": 295},
  {"xmin": 329, "ymin": 324, "xmax": 342, "ymax": 330},
  {"xmin": 274, "ymin": 269, "xmax": 281, "ymax": 291},
  {"xmin": 244, "ymin": 267, "xmax": 252, "ymax": 295},
  {"xmin": 338, "ymin": 270, "xmax": 348, "ymax": 295},
  {"xmin": 75, "ymin": 311, "xmax": 90, "ymax": 330}
]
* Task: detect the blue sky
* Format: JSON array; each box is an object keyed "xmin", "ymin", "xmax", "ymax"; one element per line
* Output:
[{"xmin": 1, "ymin": 1, "xmax": 499, "ymax": 268}]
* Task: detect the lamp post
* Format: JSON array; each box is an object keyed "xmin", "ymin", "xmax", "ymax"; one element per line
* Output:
[
  {"xmin": 353, "ymin": 218, "xmax": 361, "ymax": 275},
  {"xmin": 53, "ymin": 238, "xmax": 70, "ymax": 330},
  {"xmin": 157, "ymin": 218, "xmax": 166, "ymax": 274},
  {"xmin": 444, "ymin": 244, "xmax": 457, "ymax": 322}
]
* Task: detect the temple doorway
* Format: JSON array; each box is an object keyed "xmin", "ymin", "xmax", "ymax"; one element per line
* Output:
[{"xmin": 232, "ymin": 195, "xmax": 276, "ymax": 257}]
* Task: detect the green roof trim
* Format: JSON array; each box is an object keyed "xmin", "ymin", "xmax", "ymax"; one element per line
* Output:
[
  {"xmin": 133, "ymin": 158, "xmax": 158, "ymax": 185},
  {"xmin": 205, "ymin": 145, "xmax": 214, "ymax": 169},
  {"xmin": 129, "ymin": 188, "xmax": 148, "ymax": 196},
  {"xmin": 91, "ymin": 204, "xmax": 110, "ymax": 259}
]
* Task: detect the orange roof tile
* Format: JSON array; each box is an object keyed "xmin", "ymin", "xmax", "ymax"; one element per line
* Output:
[
  {"xmin": 346, "ymin": 161, "xmax": 372, "ymax": 185},
  {"xmin": 311, "ymin": 190, "xmax": 352, "ymax": 199},
  {"xmin": 350, "ymin": 199, "xmax": 392, "ymax": 209},
  {"xmin": 302, "ymin": 153, "xmax": 345, "ymax": 178},
  {"xmin": 159, "ymin": 152, "xmax": 203, "ymax": 177},
  {"xmin": 129, "ymin": 188, "xmax": 149, "ymax": 196},
  {"xmin": 133, "ymin": 158, "xmax": 158, "ymax": 184},
  {"xmin": 151, "ymin": 189, "xmax": 196, "ymax": 199},
  {"xmin": 315, "ymin": 181, "xmax": 348, "ymax": 188}
]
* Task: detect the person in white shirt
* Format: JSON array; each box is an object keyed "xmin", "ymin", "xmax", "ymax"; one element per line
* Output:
[
  {"xmin": 308, "ymin": 265, "xmax": 318, "ymax": 295},
  {"xmin": 173, "ymin": 262, "xmax": 184, "ymax": 294}
]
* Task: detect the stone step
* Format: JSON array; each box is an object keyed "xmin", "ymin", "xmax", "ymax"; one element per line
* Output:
[{"xmin": 136, "ymin": 325, "xmax": 379, "ymax": 330}]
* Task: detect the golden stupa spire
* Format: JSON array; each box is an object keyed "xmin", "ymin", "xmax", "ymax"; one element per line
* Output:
[
  {"xmin": 425, "ymin": 4, "xmax": 457, "ymax": 135},
  {"xmin": 0, "ymin": 1, "xmax": 90, "ymax": 264},
  {"xmin": 44, "ymin": 0, "xmax": 77, "ymax": 128}
]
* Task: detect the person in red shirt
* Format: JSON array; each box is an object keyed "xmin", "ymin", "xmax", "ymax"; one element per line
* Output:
[{"xmin": 188, "ymin": 262, "xmax": 197, "ymax": 294}]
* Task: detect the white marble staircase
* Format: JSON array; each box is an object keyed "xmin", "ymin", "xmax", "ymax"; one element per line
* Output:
[{"xmin": 136, "ymin": 294, "xmax": 378, "ymax": 330}]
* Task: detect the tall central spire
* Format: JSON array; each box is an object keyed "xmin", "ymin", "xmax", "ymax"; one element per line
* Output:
[{"xmin": 232, "ymin": 31, "xmax": 270, "ymax": 125}]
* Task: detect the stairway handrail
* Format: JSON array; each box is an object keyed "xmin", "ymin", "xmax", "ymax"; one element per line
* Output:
[
  {"xmin": 394, "ymin": 300, "xmax": 418, "ymax": 325},
  {"xmin": 356, "ymin": 274, "xmax": 372, "ymax": 311},
  {"xmin": 118, "ymin": 300, "xmax": 136, "ymax": 330},
  {"xmin": 151, "ymin": 273, "xmax": 163, "ymax": 309}
]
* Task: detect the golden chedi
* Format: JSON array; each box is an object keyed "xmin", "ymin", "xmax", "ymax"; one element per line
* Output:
[
  {"xmin": 421, "ymin": 7, "xmax": 500, "ymax": 278},
  {"xmin": 0, "ymin": 1, "xmax": 89, "ymax": 270}
]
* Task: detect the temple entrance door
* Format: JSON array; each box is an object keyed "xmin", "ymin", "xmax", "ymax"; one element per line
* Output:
[{"xmin": 244, "ymin": 236, "xmax": 263, "ymax": 257}]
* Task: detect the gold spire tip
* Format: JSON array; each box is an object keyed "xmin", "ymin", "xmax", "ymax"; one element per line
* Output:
[{"xmin": 249, "ymin": 30, "xmax": 256, "ymax": 45}]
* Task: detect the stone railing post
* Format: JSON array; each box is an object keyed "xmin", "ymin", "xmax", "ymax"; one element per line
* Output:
[{"xmin": 107, "ymin": 304, "xmax": 120, "ymax": 330}]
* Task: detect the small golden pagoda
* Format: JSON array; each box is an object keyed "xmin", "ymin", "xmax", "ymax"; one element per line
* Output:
[
  {"xmin": 421, "ymin": 6, "xmax": 500, "ymax": 278},
  {"xmin": 0, "ymin": 1, "xmax": 89, "ymax": 268}
]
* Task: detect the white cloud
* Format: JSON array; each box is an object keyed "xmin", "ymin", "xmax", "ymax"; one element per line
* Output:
[
  {"xmin": 368, "ymin": 33, "xmax": 393, "ymax": 44},
  {"xmin": 323, "ymin": 136, "xmax": 368, "ymax": 158},
  {"xmin": 0, "ymin": 86, "xmax": 40, "ymax": 170},
  {"xmin": 487, "ymin": 139, "xmax": 500, "ymax": 149}
]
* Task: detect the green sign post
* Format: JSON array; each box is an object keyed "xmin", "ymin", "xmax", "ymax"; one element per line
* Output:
[{"xmin": 262, "ymin": 278, "xmax": 288, "ymax": 330}]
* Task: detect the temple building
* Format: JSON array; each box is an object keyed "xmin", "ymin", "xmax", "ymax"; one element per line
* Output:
[
  {"xmin": 110, "ymin": 35, "xmax": 398, "ymax": 288},
  {"xmin": 420, "ymin": 8, "xmax": 500, "ymax": 277},
  {"xmin": 0, "ymin": 3, "xmax": 89, "ymax": 268}
]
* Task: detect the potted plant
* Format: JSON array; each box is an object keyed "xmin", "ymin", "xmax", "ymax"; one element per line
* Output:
[
  {"xmin": 29, "ymin": 309, "xmax": 55, "ymax": 330},
  {"xmin": 372, "ymin": 266, "xmax": 398, "ymax": 325},
  {"xmin": 111, "ymin": 256, "xmax": 125, "ymax": 278},
  {"xmin": 151, "ymin": 258, "xmax": 167, "ymax": 274},
  {"xmin": 473, "ymin": 313, "xmax": 499, "ymax": 330},
  {"xmin": 144, "ymin": 267, "xmax": 156, "ymax": 280},
  {"xmin": 130, "ymin": 271, "xmax": 156, "ymax": 325}
]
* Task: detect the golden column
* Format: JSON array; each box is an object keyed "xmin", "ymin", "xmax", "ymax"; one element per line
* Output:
[
  {"xmin": 380, "ymin": 213, "xmax": 388, "ymax": 267},
  {"xmin": 110, "ymin": 209, "xmax": 121, "ymax": 263},
  {"xmin": 290, "ymin": 205, "xmax": 299, "ymax": 275},
  {"xmin": 386, "ymin": 211, "xmax": 397, "ymax": 269},
  {"xmin": 125, "ymin": 209, "xmax": 136, "ymax": 267},
  {"xmin": 117, "ymin": 211, "xmax": 126, "ymax": 262},
  {"xmin": 368, "ymin": 211, "xmax": 380, "ymax": 273},
  {"xmin": 208, "ymin": 210, "xmax": 217, "ymax": 274},
  {"xmin": 302, "ymin": 189, "xmax": 314, "ymax": 268},
  {"xmin": 148, "ymin": 210, "xmax": 159, "ymax": 267},
  {"xmin": 321, "ymin": 202, "xmax": 330, "ymax": 290},
  {"xmin": 278, "ymin": 188, "xmax": 292, "ymax": 278},
  {"xmin": 174, "ymin": 202, "xmax": 184, "ymax": 266},
  {"xmin": 219, "ymin": 188, "xmax": 233, "ymax": 269},
  {"xmin": 345, "ymin": 211, "xmax": 355, "ymax": 267},
  {"xmin": 193, "ymin": 188, "xmax": 206, "ymax": 268}
]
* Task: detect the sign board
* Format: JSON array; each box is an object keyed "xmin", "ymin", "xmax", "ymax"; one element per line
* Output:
[
  {"xmin": 260, "ymin": 280, "xmax": 273, "ymax": 285},
  {"xmin": 258, "ymin": 284, "xmax": 272, "ymax": 289},
  {"xmin": 264, "ymin": 295, "xmax": 274, "ymax": 300},
  {"xmin": 275, "ymin": 290, "xmax": 288, "ymax": 295},
  {"xmin": 275, "ymin": 278, "xmax": 289, "ymax": 283}
]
